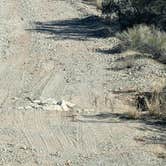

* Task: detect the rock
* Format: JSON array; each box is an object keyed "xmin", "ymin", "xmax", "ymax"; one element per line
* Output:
[
  {"xmin": 65, "ymin": 160, "xmax": 72, "ymax": 166},
  {"xmin": 33, "ymin": 100, "xmax": 41, "ymax": 104},
  {"xmin": 65, "ymin": 101, "xmax": 75, "ymax": 108},
  {"xmin": 57, "ymin": 100, "xmax": 70, "ymax": 111},
  {"xmin": 43, "ymin": 98, "xmax": 57, "ymax": 105},
  {"xmin": 25, "ymin": 106, "xmax": 32, "ymax": 110},
  {"xmin": 19, "ymin": 145, "xmax": 27, "ymax": 150},
  {"xmin": 30, "ymin": 103, "xmax": 42, "ymax": 109},
  {"xmin": 75, "ymin": 108, "xmax": 82, "ymax": 113},
  {"xmin": 23, "ymin": 98, "xmax": 76, "ymax": 112},
  {"xmin": 18, "ymin": 107, "xmax": 24, "ymax": 110},
  {"xmin": 43, "ymin": 105, "xmax": 62, "ymax": 111},
  {"xmin": 11, "ymin": 97, "xmax": 18, "ymax": 101}
]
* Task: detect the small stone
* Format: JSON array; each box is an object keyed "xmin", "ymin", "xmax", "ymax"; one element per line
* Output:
[
  {"xmin": 43, "ymin": 105, "xmax": 62, "ymax": 111},
  {"xmin": 40, "ymin": 98, "xmax": 57, "ymax": 106},
  {"xmin": 128, "ymin": 72, "xmax": 132, "ymax": 75},
  {"xmin": 55, "ymin": 163, "xmax": 60, "ymax": 166},
  {"xmin": 65, "ymin": 101, "xmax": 75, "ymax": 108},
  {"xmin": 33, "ymin": 100, "xmax": 41, "ymax": 104},
  {"xmin": 76, "ymin": 108, "xmax": 82, "ymax": 113},
  {"xmin": 11, "ymin": 97, "xmax": 18, "ymax": 101},
  {"xmin": 18, "ymin": 107, "xmax": 24, "ymax": 110},
  {"xmin": 83, "ymin": 109, "xmax": 89, "ymax": 112},
  {"xmin": 50, "ymin": 151, "xmax": 61, "ymax": 157},
  {"xmin": 20, "ymin": 145, "xmax": 27, "ymax": 150},
  {"xmin": 52, "ymin": 100, "xmax": 58, "ymax": 105},
  {"xmin": 44, "ymin": 98, "xmax": 57, "ymax": 104},
  {"xmin": 57, "ymin": 100, "xmax": 69, "ymax": 111},
  {"xmin": 32, "ymin": 104, "xmax": 41, "ymax": 109},
  {"xmin": 25, "ymin": 106, "xmax": 32, "ymax": 110},
  {"xmin": 65, "ymin": 160, "xmax": 72, "ymax": 166}
]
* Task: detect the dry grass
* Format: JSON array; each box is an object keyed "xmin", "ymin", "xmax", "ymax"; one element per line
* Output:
[
  {"xmin": 127, "ymin": 108, "xmax": 140, "ymax": 119},
  {"xmin": 125, "ymin": 91, "xmax": 166, "ymax": 120},
  {"xmin": 116, "ymin": 25, "xmax": 166, "ymax": 63},
  {"xmin": 96, "ymin": 0, "xmax": 103, "ymax": 9},
  {"xmin": 136, "ymin": 87, "xmax": 166, "ymax": 119},
  {"xmin": 96, "ymin": 0, "xmax": 111, "ymax": 10},
  {"xmin": 149, "ymin": 144, "xmax": 166, "ymax": 159},
  {"xmin": 146, "ymin": 91, "xmax": 161, "ymax": 117}
]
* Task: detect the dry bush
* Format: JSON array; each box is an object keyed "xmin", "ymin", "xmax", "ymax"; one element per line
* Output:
[
  {"xmin": 99, "ymin": 0, "xmax": 166, "ymax": 30},
  {"xmin": 111, "ymin": 57, "xmax": 135, "ymax": 71},
  {"xmin": 96, "ymin": 0, "xmax": 112, "ymax": 11},
  {"xmin": 146, "ymin": 92, "xmax": 161, "ymax": 117},
  {"xmin": 127, "ymin": 108, "xmax": 140, "ymax": 119},
  {"xmin": 96, "ymin": 0, "xmax": 103, "ymax": 9},
  {"xmin": 136, "ymin": 88, "xmax": 166, "ymax": 119},
  {"xmin": 116, "ymin": 25, "xmax": 166, "ymax": 63}
]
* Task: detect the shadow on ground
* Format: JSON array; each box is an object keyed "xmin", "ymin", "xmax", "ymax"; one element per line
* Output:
[
  {"xmin": 77, "ymin": 112, "xmax": 166, "ymax": 149},
  {"xmin": 79, "ymin": 112, "xmax": 166, "ymax": 125},
  {"xmin": 96, "ymin": 47, "xmax": 122, "ymax": 55},
  {"xmin": 29, "ymin": 16, "xmax": 118, "ymax": 40},
  {"xmin": 82, "ymin": 0, "xmax": 96, "ymax": 6}
]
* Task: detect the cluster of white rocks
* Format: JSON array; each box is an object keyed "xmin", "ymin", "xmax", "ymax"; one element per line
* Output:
[{"xmin": 19, "ymin": 98, "xmax": 76, "ymax": 112}]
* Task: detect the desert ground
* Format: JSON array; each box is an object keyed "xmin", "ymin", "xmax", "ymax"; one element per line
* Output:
[{"xmin": 0, "ymin": 0, "xmax": 166, "ymax": 165}]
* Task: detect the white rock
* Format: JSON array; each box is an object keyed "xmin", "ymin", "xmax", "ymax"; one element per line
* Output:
[
  {"xmin": 33, "ymin": 100, "xmax": 41, "ymax": 104},
  {"xmin": 25, "ymin": 106, "xmax": 32, "ymax": 110},
  {"xmin": 57, "ymin": 100, "xmax": 69, "ymax": 111},
  {"xmin": 19, "ymin": 145, "xmax": 27, "ymax": 150},
  {"xmin": 52, "ymin": 100, "xmax": 58, "ymax": 105},
  {"xmin": 11, "ymin": 97, "xmax": 18, "ymax": 101},
  {"xmin": 65, "ymin": 101, "xmax": 75, "ymax": 108},
  {"xmin": 30, "ymin": 103, "xmax": 42, "ymax": 109},
  {"xmin": 83, "ymin": 109, "xmax": 89, "ymax": 112},
  {"xmin": 18, "ymin": 107, "xmax": 24, "ymax": 110},
  {"xmin": 76, "ymin": 109, "xmax": 82, "ymax": 113},
  {"xmin": 43, "ymin": 98, "xmax": 57, "ymax": 105},
  {"xmin": 43, "ymin": 105, "xmax": 62, "ymax": 111}
]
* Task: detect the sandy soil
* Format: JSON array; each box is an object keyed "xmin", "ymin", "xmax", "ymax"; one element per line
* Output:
[{"xmin": 0, "ymin": 0, "xmax": 166, "ymax": 165}]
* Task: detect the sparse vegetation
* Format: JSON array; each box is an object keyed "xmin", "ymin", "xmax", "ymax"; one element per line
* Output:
[
  {"xmin": 126, "ymin": 107, "xmax": 140, "ymax": 119},
  {"xmin": 116, "ymin": 25, "xmax": 166, "ymax": 63},
  {"xmin": 96, "ymin": 0, "xmax": 102, "ymax": 9},
  {"xmin": 116, "ymin": 25, "xmax": 166, "ymax": 119},
  {"xmin": 97, "ymin": 0, "xmax": 166, "ymax": 30},
  {"xmin": 136, "ymin": 88, "xmax": 166, "ymax": 119},
  {"xmin": 96, "ymin": 1, "xmax": 166, "ymax": 119}
]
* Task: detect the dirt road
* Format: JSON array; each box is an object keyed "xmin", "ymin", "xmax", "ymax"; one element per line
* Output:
[{"xmin": 0, "ymin": 0, "xmax": 166, "ymax": 165}]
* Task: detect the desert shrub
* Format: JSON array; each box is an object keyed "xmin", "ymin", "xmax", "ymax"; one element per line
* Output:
[
  {"xmin": 98, "ymin": 0, "xmax": 166, "ymax": 30},
  {"xmin": 131, "ymin": 0, "xmax": 166, "ymax": 15},
  {"xmin": 126, "ymin": 108, "xmax": 140, "ymax": 119},
  {"xmin": 96, "ymin": 0, "xmax": 103, "ymax": 9},
  {"xmin": 116, "ymin": 25, "xmax": 166, "ymax": 62},
  {"xmin": 136, "ymin": 88, "xmax": 166, "ymax": 119}
]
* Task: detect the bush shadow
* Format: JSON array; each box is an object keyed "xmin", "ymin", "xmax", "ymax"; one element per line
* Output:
[
  {"xmin": 78, "ymin": 112, "xmax": 166, "ymax": 148},
  {"xmin": 79, "ymin": 112, "xmax": 166, "ymax": 125},
  {"xmin": 29, "ymin": 16, "xmax": 116, "ymax": 40}
]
